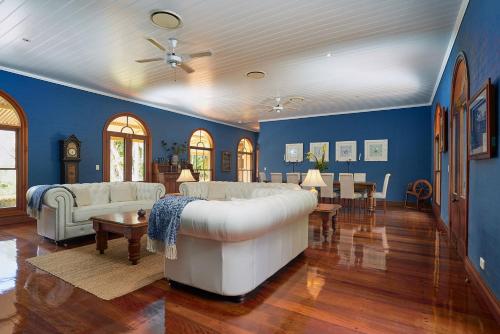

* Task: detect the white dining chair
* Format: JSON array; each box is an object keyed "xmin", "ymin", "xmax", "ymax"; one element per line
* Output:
[
  {"xmin": 338, "ymin": 173, "xmax": 353, "ymax": 179},
  {"xmin": 301, "ymin": 172, "xmax": 311, "ymax": 190},
  {"xmin": 353, "ymin": 173, "xmax": 366, "ymax": 182},
  {"xmin": 286, "ymin": 172, "xmax": 300, "ymax": 184},
  {"xmin": 270, "ymin": 173, "xmax": 283, "ymax": 183},
  {"xmin": 259, "ymin": 171, "xmax": 267, "ymax": 183},
  {"xmin": 375, "ymin": 173, "xmax": 391, "ymax": 212},
  {"xmin": 320, "ymin": 173, "xmax": 337, "ymax": 203},
  {"xmin": 339, "ymin": 174, "xmax": 362, "ymax": 211}
]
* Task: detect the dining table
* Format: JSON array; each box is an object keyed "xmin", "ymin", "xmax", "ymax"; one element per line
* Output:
[{"xmin": 332, "ymin": 181, "xmax": 377, "ymax": 212}]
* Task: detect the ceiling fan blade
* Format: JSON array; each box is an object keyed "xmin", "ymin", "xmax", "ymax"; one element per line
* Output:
[
  {"xmin": 188, "ymin": 51, "xmax": 212, "ymax": 58},
  {"xmin": 135, "ymin": 57, "xmax": 163, "ymax": 63},
  {"xmin": 179, "ymin": 63, "xmax": 195, "ymax": 74},
  {"xmin": 146, "ymin": 38, "xmax": 166, "ymax": 51}
]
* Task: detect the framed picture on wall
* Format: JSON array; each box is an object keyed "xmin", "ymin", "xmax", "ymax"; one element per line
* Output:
[
  {"xmin": 335, "ymin": 141, "xmax": 356, "ymax": 161},
  {"xmin": 364, "ymin": 139, "xmax": 388, "ymax": 161},
  {"xmin": 469, "ymin": 78, "xmax": 495, "ymax": 159},
  {"xmin": 285, "ymin": 143, "xmax": 303, "ymax": 162},
  {"xmin": 221, "ymin": 151, "xmax": 231, "ymax": 172},
  {"xmin": 309, "ymin": 142, "xmax": 329, "ymax": 162}
]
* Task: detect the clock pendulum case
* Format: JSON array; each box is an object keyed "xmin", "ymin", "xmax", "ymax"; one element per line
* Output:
[{"xmin": 60, "ymin": 134, "xmax": 81, "ymax": 184}]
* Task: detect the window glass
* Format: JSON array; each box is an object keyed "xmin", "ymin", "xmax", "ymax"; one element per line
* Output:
[{"xmin": 110, "ymin": 136, "xmax": 125, "ymax": 182}]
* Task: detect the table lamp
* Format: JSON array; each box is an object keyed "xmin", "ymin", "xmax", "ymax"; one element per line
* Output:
[
  {"xmin": 301, "ymin": 169, "xmax": 326, "ymax": 198},
  {"xmin": 176, "ymin": 169, "xmax": 196, "ymax": 182}
]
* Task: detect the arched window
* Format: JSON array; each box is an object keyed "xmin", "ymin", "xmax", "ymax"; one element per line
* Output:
[
  {"xmin": 189, "ymin": 129, "xmax": 214, "ymax": 182},
  {"xmin": 237, "ymin": 138, "xmax": 253, "ymax": 182},
  {"xmin": 0, "ymin": 91, "xmax": 28, "ymax": 218},
  {"xmin": 103, "ymin": 113, "xmax": 151, "ymax": 182}
]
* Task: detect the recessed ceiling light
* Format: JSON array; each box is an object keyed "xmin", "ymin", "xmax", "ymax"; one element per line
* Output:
[
  {"xmin": 22, "ymin": 38, "xmax": 31, "ymax": 43},
  {"xmin": 150, "ymin": 10, "xmax": 182, "ymax": 29},
  {"xmin": 246, "ymin": 71, "xmax": 266, "ymax": 79},
  {"xmin": 326, "ymin": 52, "xmax": 332, "ymax": 57},
  {"xmin": 289, "ymin": 96, "xmax": 305, "ymax": 103}
]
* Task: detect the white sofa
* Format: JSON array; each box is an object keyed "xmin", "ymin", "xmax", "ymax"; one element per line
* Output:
[
  {"xmin": 166, "ymin": 181, "xmax": 317, "ymax": 298},
  {"xmin": 27, "ymin": 182, "xmax": 165, "ymax": 241}
]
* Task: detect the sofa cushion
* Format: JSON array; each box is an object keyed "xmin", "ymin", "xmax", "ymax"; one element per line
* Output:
[
  {"xmin": 72, "ymin": 200, "xmax": 155, "ymax": 222},
  {"xmin": 72, "ymin": 187, "xmax": 92, "ymax": 206},
  {"xmin": 110, "ymin": 182, "xmax": 136, "ymax": 203},
  {"xmin": 207, "ymin": 182, "xmax": 227, "ymax": 201},
  {"xmin": 89, "ymin": 184, "xmax": 110, "ymax": 205}
]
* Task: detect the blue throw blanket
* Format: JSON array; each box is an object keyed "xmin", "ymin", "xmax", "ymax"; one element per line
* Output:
[
  {"xmin": 28, "ymin": 185, "xmax": 77, "ymax": 218},
  {"xmin": 147, "ymin": 195, "xmax": 201, "ymax": 259}
]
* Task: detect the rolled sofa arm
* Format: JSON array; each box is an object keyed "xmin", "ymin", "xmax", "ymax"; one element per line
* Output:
[{"xmin": 136, "ymin": 182, "xmax": 166, "ymax": 200}]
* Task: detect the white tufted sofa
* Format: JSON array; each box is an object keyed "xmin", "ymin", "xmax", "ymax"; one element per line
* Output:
[
  {"xmin": 167, "ymin": 181, "xmax": 317, "ymax": 297},
  {"xmin": 27, "ymin": 182, "xmax": 165, "ymax": 241}
]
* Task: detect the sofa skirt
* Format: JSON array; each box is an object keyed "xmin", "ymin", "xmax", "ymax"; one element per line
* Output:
[{"xmin": 164, "ymin": 215, "xmax": 309, "ymax": 296}]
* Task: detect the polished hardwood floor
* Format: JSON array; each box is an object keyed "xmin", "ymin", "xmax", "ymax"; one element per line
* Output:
[{"xmin": 0, "ymin": 207, "xmax": 498, "ymax": 333}]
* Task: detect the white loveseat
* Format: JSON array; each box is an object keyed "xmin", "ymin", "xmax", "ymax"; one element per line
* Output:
[
  {"xmin": 27, "ymin": 182, "xmax": 165, "ymax": 241},
  {"xmin": 166, "ymin": 181, "xmax": 317, "ymax": 298}
]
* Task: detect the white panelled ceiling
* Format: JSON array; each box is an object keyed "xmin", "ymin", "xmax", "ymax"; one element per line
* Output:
[{"xmin": 0, "ymin": 0, "xmax": 465, "ymax": 130}]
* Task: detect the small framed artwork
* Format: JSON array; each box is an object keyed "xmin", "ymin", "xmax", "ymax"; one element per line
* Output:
[
  {"xmin": 440, "ymin": 108, "xmax": 448, "ymax": 153},
  {"xmin": 309, "ymin": 142, "xmax": 329, "ymax": 162},
  {"xmin": 335, "ymin": 141, "xmax": 357, "ymax": 161},
  {"xmin": 469, "ymin": 78, "xmax": 495, "ymax": 159},
  {"xmin": 364, "ymin": 139, "xmax": 388, "ymax": 161},
  {"xmin": 221, "ymin": 151, "xmax": 231, "ymax": 172},
  {"xmin": 285, "ymin": 143, "xmax": 303, "ymax": 162}
]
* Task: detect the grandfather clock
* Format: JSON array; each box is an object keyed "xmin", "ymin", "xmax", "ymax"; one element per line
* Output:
[{"xmin": 61, "ymin": 135, "xmax": 81, "ymax": 184}]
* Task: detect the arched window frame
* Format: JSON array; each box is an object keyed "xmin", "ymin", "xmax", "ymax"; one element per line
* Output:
[
  {"xmin": 102, "ymin": 113, "xmax": 152, "ymax": 182},
  {"xmin": 188, "ymin": 128, "xmax": 215, "ymax": 182},
  {"xmin": 237, "ymin": 137, "xmax": 254, "ymax": 182},
  {"xmin": 0, "ymin": 90, "xmax": 29, "ymax": 223}
]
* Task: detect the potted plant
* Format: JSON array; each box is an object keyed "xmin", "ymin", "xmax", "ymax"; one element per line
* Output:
[
  {"xmin": 169, "ymin": 142, "xmax": 187, "ymax": 166},
  {"xmin": 305, "ymin": 144, "xmax": 328, "ymax": 172}
]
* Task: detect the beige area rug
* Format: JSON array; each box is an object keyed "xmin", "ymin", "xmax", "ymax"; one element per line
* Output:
[{"xmin": 26, "ymin": 236, "xmax": 164, "ymax": 300}]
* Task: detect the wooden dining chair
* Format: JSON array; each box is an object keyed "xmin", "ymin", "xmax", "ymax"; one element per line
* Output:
[{"xmin": 353, "ymin": 173, "xmax": 366, "ymax": 182}]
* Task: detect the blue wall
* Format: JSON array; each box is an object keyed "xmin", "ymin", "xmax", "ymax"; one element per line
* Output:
[
  {"xmin": 430, "ymin": 0, "xmax": 500, "ymax": 299},
  {"xmin": 258, "ymin": 106, "xmax": 431, "ymax": 201},
  {"xmin": 0, "ymin": 70, "xmax": 256, "ymax": 186}
]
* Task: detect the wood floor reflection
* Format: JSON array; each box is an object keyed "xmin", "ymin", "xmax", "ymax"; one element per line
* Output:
[{"xmin": 0, "ymin": 208, "xmax": 498, "ymax": 333}]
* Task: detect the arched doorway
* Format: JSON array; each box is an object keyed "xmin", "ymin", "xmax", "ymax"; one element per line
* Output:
[
  {"xmin": 237, "ymin": 138, "xmax": 254, "ymax": 182},
  {"xmin": 103, "ymin": 113, "xmax": 152, "ymax": 182},
  {"xmin": 0, "ymin": 91, "xmax": 29, "ymax": 222},
  {"xmin": 449, "ymin": 52, "xmax": 469, "ymax": 258}
]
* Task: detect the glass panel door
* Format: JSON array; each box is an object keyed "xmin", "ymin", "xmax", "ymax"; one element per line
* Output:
[
  {"xmin": 190, "ymin": 149, "xmax": 211, "ymax": 182},
  {"xmin": 131, "ymin": 139, "xmax": 145, "ymax": 181},
  {"xmin": 0, "ymin": 130, "xmax": 17, "ymax": 208},
  {"xmin": 110, "ymin": 136, "xmax": 125, "ymax": 182}
]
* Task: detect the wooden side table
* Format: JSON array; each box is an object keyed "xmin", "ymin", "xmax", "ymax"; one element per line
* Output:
[
  {"xmin": 92, "ymin": 211, "xmax": 149, "ymax": 265},
  {"xmin": 312, "ymin": 204, "xmax": 342, "ymax": 240}
]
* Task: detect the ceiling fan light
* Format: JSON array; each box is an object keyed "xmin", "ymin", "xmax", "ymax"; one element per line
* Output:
[{"xmin": 150, "ymin": 10, "xmax": 182, "ymax": 29}]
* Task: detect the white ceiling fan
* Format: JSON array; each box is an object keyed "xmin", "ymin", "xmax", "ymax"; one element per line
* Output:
[
  {"xmin": 135, "ymin": 37, "xmax": 212, "ymax": 74},
  {"xmin": 259, "ymin": 97, "xmax": 302, "ymax": 113}
]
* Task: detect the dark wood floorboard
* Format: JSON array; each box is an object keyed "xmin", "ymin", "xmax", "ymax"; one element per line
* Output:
[{"xmin": 0, "ymin": 207, "xmax": 498, "ymax": 333}]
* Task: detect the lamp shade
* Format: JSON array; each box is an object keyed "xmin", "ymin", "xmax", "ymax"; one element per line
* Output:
[
  {"xmin": 301, "ymin": 169, "xmax": 326, "ymax": 187},
  {"xmin": 176, "ymin": 169, "xmax": 196, "ymax": 182}
]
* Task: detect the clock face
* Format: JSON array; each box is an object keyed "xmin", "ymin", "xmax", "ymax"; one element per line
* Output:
[{"xmin": 67, "ymin": 142, "xmax": 78, "ymax": 158}]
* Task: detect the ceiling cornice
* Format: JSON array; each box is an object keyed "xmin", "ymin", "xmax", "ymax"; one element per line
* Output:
[
  {"xmin": 258, "ymin": 102, "xmax": 430, "ymax": 123},
  {"xmin": 0, "ymin": 65, "xmax": 257, "ymax": 132},
  {"xmin": 429, "ymin": 0, "xmax": 469, "ymax": 104}
]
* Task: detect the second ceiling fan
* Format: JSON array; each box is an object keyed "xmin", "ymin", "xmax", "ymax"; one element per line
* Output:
[{"xmin": 136, "ymin": 37, "xmax": 212, "ymax": 74}]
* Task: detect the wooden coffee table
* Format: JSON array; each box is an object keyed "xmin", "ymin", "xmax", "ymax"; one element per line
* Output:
[
  {"xmin": 312, "ymin": 204, "xmax": 342, "ymax": 240},
  {"xmin": 91, "ymin": 211, "xmax": 149, "ymax": 265}
]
